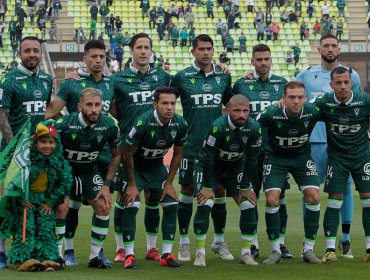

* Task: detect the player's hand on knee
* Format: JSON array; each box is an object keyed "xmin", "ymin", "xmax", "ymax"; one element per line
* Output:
[
  {"xmin": 240, "ymin": 189, "xmax": 256, "ymax": 205},
  {"xmin": 123, "ymin": 184, "xmax": 139, "ymax": 206},
  {"xmin": 161, "ymin": 182, "xmax": 179, "ymax": 202},
  {"xmin": 197, "ymin": 188, "xmax": 215, "ymax": 206},
  {"xmin": 95, "ymin": 186, "xmax": 112, "ymax": 210}
]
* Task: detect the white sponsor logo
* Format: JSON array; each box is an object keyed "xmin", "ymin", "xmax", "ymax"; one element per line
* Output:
[
  {"xmin": 93, "ymin": 175, "xmax": 104, "ymax": 186},
  {"xmin": 207, "ymin": 135, "xmax": 216, "ymax": 146},
  {"xmin": 142, "ymin": 147, "xmax": 169, "ymax": 157},
  {"xmin": 129, "ymin": 127, "xmax": 136, "ymax": 138},
  {"xmin": 65, "ymin": 150, "xmax": 100, "ymax": 161},
  {"xmin": 329, "ymin": 123, "xmax": 361, "ymax": 134},
  {"xmin": 276, "ymin": 134, "xmax": 309, "ymax": 146},
  {"xmin": 306, "ymin": 160, "xmax": 318, "ymax": 176},
  {"xmin": 23, "ymin": 101, "xmax": 47, "ymax": 112},
  {"xmin": 237, "ymin": 173, "xmax": 243, "ymax": 183},
  {"xmin": 190, "ymin": 93, "xmax": 222, "ymax": 105},
  {"xmin": 129, "ymin": 91, "xmax": 153, "ymax": 102},
  {"xmin": 219, "ymin": 149, "xmax": 244, "ymax": 160},
  {"xmin": 364, "ymin": 163, "xmax": 370, "ymax": 176}
]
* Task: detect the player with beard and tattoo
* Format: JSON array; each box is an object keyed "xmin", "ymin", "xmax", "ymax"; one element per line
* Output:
[
  {"xmin": 54, "ymin": 88, "xmax": 120, "ymax": 268},
  {"xmin": 0, "ymin": 36, "xmax": 53, "ymax": 269},
  {"xmin": 295, "ymin": 34, "xmax": 361, "ymax": 258}
]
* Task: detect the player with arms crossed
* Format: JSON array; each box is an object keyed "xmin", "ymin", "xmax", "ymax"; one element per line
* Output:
[
  {"xmin": 315, "ymin": 67, "xmax": 370, "ymax": 263},
  {"xmin": 54, "ymin": 88, "xmax": 120, "ymax": 268},
  {"xmin": 171, "ymin": 34, "xmax": 233, "ymax": 261},
  {"xmin": 233, "ymin": 44, "xmax": 292, "ymax": 259},
  {"xmin": 120, "ymin": 86, "xmax": 188, "ymax": 268},
  {"xmin": 192, "ymin": 94, "xmax": 262, "ymax": 266},
  {"xmin": 295, "ymin": 34, "xmax": 361, "ymax": 257},
  {"xmin": 257, "ymin": 81, "xmax": 322, "ymax": 265}
]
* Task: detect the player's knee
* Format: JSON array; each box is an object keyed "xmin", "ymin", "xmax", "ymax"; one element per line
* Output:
[
  {"xmin": 302, "ymin": 186, "xmax": 320, "ymax": 204},
  {"xmin": 93, "ymin": 200, "xmax": 111, "ymax": 216},
  {"xmin": 56, "ymin": 198, "xmax": 69, "ymax": 218},
  {"xmin": 265, "ymin": 190, "xmax": 280, "ymax": 206}
]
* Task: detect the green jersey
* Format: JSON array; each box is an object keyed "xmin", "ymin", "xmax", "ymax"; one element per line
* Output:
[
  {"xmin": 257, "ymin": 103, "xmax": 321, "ymax": 156},
  {"xmin": 232, "ymin": 73, "xmax": 287, "ymax": 119},
  {"xmin": 54, "ymin": 112, "xmax": 120, "ymax": 174},
  {"xmin": 233, "ymin": 73, "xmax": 287, "ymax": 151},
  {"xmin": 126, "ymin": 110, "xmax": 188, "ymax": 167},
  {"xmin": 171, "ymin": 62, "xmax": 232, "ymax": 149},
  {"xmin": 314, "ymin": 91, "xmax": 370, "ymax": 158},
  {"xmin": 56, "ymin": 69, "xmax": 114, "ymax": 114},
  {"xmin": 0, "ymin": 64, "xmax": 53, "ymax": 133},
  {"xmin": 112, "ymin": 65, "xmax": 171, "ymax": 140},
  {"xmin": 201, "ymin": 114, "xmax": 262, "ymax": 190}
]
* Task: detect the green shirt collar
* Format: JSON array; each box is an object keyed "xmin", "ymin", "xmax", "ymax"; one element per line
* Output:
[
  {"xmin": 154, "ymin": 109, "xmax": 172, "ymax": 127},
  {"xmin": 78, "ymin": 112, "xmax": 97, "ymax": 128},
  {"xmin": 253, "ymin": 72, "xmax": 272, "ymax": 81},
  {"xmin": 192, "ymin": 61, "xmax": 216, "ymax": 77},
  {"xmin": 227, "ymin": 115, "xmax": 238, "ymax": 130},
  {"xmin": 333, "ymin": 91, "xmax": 353, "ymax": 105},
  {"xmin": 283, "ymin": 106, "xmax": 304, "ymax": 119},
  {"xmin": 18, "ymin": 63, "xmax": 39, "ymax": 76},
  {"xmin": 129, "ymin": 63, "xmax": 151, "ymax": 75}
]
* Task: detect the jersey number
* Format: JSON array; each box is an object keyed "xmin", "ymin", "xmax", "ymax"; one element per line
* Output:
[{"xmin": 263, "ymin": 164, "xmax": 272, "ymax": 176}]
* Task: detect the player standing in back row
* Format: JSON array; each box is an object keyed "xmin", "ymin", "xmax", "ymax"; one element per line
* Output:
[{"xmin": 171, "ymin": 34, "xmax": 232, "ymax": 262}]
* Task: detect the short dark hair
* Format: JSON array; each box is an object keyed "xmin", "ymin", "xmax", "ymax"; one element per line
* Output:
[
  {"xmin": 84, "ymin": 40, "xmax": 106, "ymax": 53},
  {"xmin": 284, "ymin": 80, "xmax": 305, "ymax": 95},
  {"xmin": 192, "ymin": 34, "xmax": 214, "ymax": 49},
  {"xmin": 252, "ymin": 44, "xmax": 271, "ymax": 56},
  {"xmin": 320, "ymin": 34, "xmax": 338, "ymax": 45},
  {"xmin": 20, "ymin": 36, "xmax": 41, "ymax": 49},
  {"xmin": 129, "ymin": 33, "xmax": 153, "ymax": 50},
  {"xmin": 330, "ymin": 66, "xmax": 351, "ymax": 80},
  {"xmin": 153, "ymin": 86, "xmax": 179, "ymax": 102}
]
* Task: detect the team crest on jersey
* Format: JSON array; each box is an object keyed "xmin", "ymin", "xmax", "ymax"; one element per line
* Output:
[
  {"xmin": 288, "ymin": 129, "xmax": 299, "ymax": 136},
  {"xmin": 202, "ymin": 84, "xmax": 212, "ymax": 92},
  {"xmin": 170, "ymin": 130, "xmax": 177, "ymax": 140},
  {"xmin": 152, "ymin": 75, "xmax": 158, "ymax": 82},
  {"xmin": 97, "ymin": 135, "xmax": 103, "ymax": 143},
  {"xmin": 339, "ymin": 115, "xmax": 349, "ymax": 123},
  {"xmin": 242, "ymin": 136, "xmax": 248, "ymax": 144},
  {"xmin": 260, "ymin": 91, "xmax": 270, "ymax": 98},
  {"xmin": 156, "ymin": 140, "xmax": 166, "ymax": 147},
  {"xmin": 215, "ymin": 76, "xmax": 221, "ymax": 84},
  {"xmin": 304, "ymin": 121, "xmax": 309, "ymax": 128},
  {"xmin": 43, "ymin": 81, "xmax": 48, "ymax": 90},
  {"xmin": 34, "ymin": 90, "xmax": 42, "ymax": 98},
  {"xmin": 229, "ymin": 144, "xmax": 240, "ymax": 151},
  {"xmin": 354, "ymin": 108, "xmax": 360, "ymax": 117},
  {"xmin": 140, "ymin": 82, "xmax": 150, "ymax": 90},
  {"xmin": 105, "ymin": 83, "xmax": 110, "ymax": 90},
  {"xmin": 80, "ymin": 142, "xmax": 91, "ymax": 149},
  {"xmin": 274, "ymin": 85, "xmax": 279, "ymax": 92}
]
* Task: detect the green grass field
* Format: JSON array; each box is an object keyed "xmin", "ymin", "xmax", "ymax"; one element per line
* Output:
[{"xmin": 1, "ymin": 180, "xmax": 369, "ymax": 280}]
